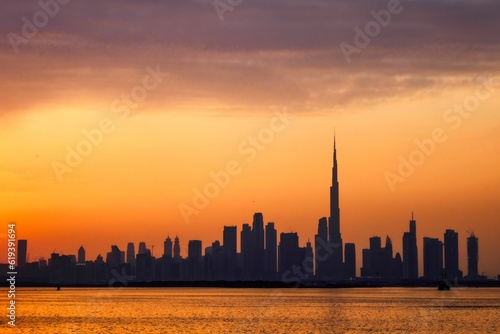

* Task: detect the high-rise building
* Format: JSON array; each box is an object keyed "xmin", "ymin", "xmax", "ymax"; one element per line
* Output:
[
  {"xmin": 423, "ymin": 237, "xmax": 443, "ymax": 280},
  {"xmin": 223, "ymin": 226, "xmax": 238, "ymax": 280},
  {"xmin": 240, "ymin": 223, "xmax": 252, "ymax": 279},
  {"xmin": 17, "ymin": 239, "xmax": 27, "ymax": 267},
  {"xmin": 315, "ymin": 217, "xmax": 329, "ymax": 279},
  {"xmin": 361, "ymin": 236, "xmax": 393, "ymax": 278},
  {"xmin": 138, "ymin": 242, "xmax": 147, "ymax": 255},
  {"xmin": 106, "ymin": 245, "xmax": 123, "ymax": 268},
  {"xmin": 278, "ymin": 232, "xmax": 299, "ymax": 276},
  {"xmin": 265, "ymin": 222, "xmax": 277, "ymax": 279},
  {"xmin": 304, "ymin": 240, "xmax": 314, "ymax": 279},
  {"xmin": 467, "ymin": 232, "xmax": 479, "ymax": 279},
  {"xmin": 252, "ymin": 213, "xmax": 265, "ymax": 251},
  {"xmin": 126, "ymin": 242, "xmax": 135, "ymax": 265},
  {"xmin": 223, "ymin": 226, "xmax": 237, "ymax": 256},
  {"xmin": 252, "ymin": 213, "xmax": 265, "ymax": 279},
  {"xmin": 403, "ymin": 213, "xmax": 418, "ymax": 279},
  {"xmin": 393, "ymin": 253, "xmax": 403, "ymax": 279},
  {"xmin": 173, "ymin": 236, "xmax": 181, "ymax": 260},
  {"xmin": 188, "ymin": 240, "xmax": 202, "ymax": 259},
  {"xmin": 187, "ymin": 240, "xmax": 203, "ymax": 280},
  {"xmin": 370, "ymin": 236, "xmax": 381, "ymax": 250},
  {"xmin": 344, "ymin": 243, "xmax": 356, "ymax": 278},
  {"xmin": 329, "ymin": 135, "xmax": 343, "ymax": 277},
  {"xmin": 444, "ymin": 229, "xmax": 459, "ymax": 281},
  {"xmin": 78, "ymin": 245, "xmax": 86, "ymax": 263},
  {"xmin": 164, "ymin": 236, "xmax": 173, "ymax": 259},
  {"xmin": 241, "ymin": 224, "xmax": 252, "ymax": 255}
]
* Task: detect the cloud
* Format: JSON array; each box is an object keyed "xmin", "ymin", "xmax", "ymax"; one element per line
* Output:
[{"xmin": 0, "ymin": 0, "xmax": 499, "ymax": 115}]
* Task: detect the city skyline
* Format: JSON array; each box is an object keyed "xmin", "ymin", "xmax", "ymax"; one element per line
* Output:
[
  {"xmin": 8, "ymin": 213, "xmax": 486, "ymax": 283},
  {"xmin": 5, "ymin": 139, "xmax": 494, "ymax": 280}
]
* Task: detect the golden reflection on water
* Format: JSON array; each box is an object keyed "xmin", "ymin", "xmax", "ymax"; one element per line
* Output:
[{"xmin": 5, "ymin": 287, "xmax": 500, "ymax": 333}]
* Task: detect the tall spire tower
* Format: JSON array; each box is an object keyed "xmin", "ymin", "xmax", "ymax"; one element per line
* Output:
[
  {"xmin": 329, "ymin": 133, "xmax": 340, "ymax": 240},
  {"xmin": 329, "ymin": 132, "xmax": 343, "ymax": 276}
]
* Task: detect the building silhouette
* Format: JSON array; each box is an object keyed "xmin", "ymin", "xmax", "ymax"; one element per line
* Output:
[
  {"xmin": 78, "ymin": 245, "xmax": 86, "ymax": 263},
  {"xmin": 126, "ymin": 242, "xmax": 135, "ymax": 266},
  {"xmin": 344, "ymin": 243, "xmax": 356, "ymax": 278},
  {"xmin": 423, "ymin": 237, "xmax": 443, "ymax": 280},
  {"xmin": 188, "ymin": 240, "xmax": 203, "ymax": 280},
  {"xmin": 328, "ymin": 135, "xmax": 344, "ymax": 278},
  {"xmin": 173, "ymin": 236, "xmax": 181, "ymax": 260},
  {"xmin": 17, "ymin": 239, "xmax": 27, "ymax": 267},
  {"xmin": 265, "ymin": 222, "xmax": 277, "ymax": 280},
  {"xmin": 314, "ymin": 136, "xmax": 351, "ymax": 280},
  {"xmin": 252, "ymin": 213, "xmax": 265, "ymax": 279},
  {"xmin": 223, "ymin": 226, "xmax": 237, "ymax": 256},
  {"xmin": 467, "ymin": 232, "xmax": 479, "ymax": 279},
  {"xmin": 444, "ymin": 229, "xmax": 461, "ymax": 281},
  {"xmin": 223, "ymin": 226, "xmax": 237, "ymax": 280},
  {"xmin": 361, "ymin": 236, "xmax": 395, "ymax": 279},
  {"xmin": 107, "ymin": 245, "xmax": 124, "ymax": 269},
  {"xmin": 164, "ymin": 237, "xmax": 173, "ymax": 259},
  {"xmin": 315, "ymin": 217, "xmax": 329, "ymax": 279},
  {"xmin": 403, "ymin": 213, "xmax": 418, "ymax": 279},
  {"xmin": 278, "ymin": 232, "xmax": 300, "ymax": 277},
  {"xmin": 240, "ymin": 223, "xmax": 252, "ymax": 280},
  {"xmin": 138, "ymin": 242, "xmax": 147, "ymax": 255}
]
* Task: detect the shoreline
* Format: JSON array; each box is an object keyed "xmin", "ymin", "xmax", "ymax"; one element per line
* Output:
[{"xmin": 4, "ymin": 279, "xmax": 500, "ymax": 289}]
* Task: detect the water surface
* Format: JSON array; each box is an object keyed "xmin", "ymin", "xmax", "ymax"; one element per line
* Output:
[{"xmin": 6, "ymin": 287, "xmax": 500, "ymax": 333}]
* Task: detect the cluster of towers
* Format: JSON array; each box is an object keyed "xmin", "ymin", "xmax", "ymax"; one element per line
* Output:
[
  {"xmin": 6, "ymin": 135, "xmax": 484, "ymax": 284},
  {"xmin": 360, "ymin": 216, "xmax": 480, "ymax": 281}
]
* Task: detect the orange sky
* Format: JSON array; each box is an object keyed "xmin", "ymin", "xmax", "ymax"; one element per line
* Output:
[{"xmin": 1, "ymin": 0, "xmax": 500, "ymax": 277}]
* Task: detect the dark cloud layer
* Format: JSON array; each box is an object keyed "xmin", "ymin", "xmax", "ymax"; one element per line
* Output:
[{"xmin": 0, "ymin": 0, "xmax": 499, "ymax": 114}]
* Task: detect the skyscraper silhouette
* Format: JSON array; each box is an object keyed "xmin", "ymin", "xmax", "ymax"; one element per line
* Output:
[
  {"xmin": 444, "ymin": 229, "xmax": 460, "ymax": 281},
  {"xmin": 126, "ymin": 242, "xmax": 135, "ymax": 266},
  {"xmin": 423, "ymin": 237, "xmax": 443, "ymax": 280},
  {"xmin": 138, "ymin": 242, "xmax": 147, "ymax": 255},
  {"xmin": 265, "ymin": 222, "xmax": 277, "ymax": 280},
  {"xmin": 344, "ymin": 243, "xmax": 356, "ymax": 279},
  {"xmin": 240, "ymin": 223, "xmax": 252, "ymax": 280},
  {"xmin": 78, "ymin": 245, "xmax": 86, "ymax": 263},
  {"xmin": 223, "ymin": 226, "xmax": 237, "ymax": 280},
  {"xmin": 252, "ymin": 213, "xmax": 265, "ymax": 279},
  {"xmin": 17, "ymin": 239, "xmax": 27, "ymax": 267},
  {"xmin": 467, "ymin": 232, "xmax": 479, "ymax": 279},
  {"xmin": 315, "ymin": 217, "xmax": 328, "ymax": 279},
  {"xmin": 403, "ymin": 213, "xmax": 418, "ymax": 279},
  {"xmin": 223, "ymin": 226, "xmax": 237, "ymax": 256},
  {"xmin": 329, "ymin": 134, "xmax": 344, "ymax": 277},
  {"xmin": 107, "ymin": 245, "xmax": 123, "ymax": 268},
  {"xmin": 164, "ymin": 236, "xmax": 173, "ymax": 259},
  {"xmin": 173, "ymin": 236, "xmax": 181, "ymax": 260},
  {"xmin": 278, "ymin": 232, "xmax": 299, "ymax": 277},
  {"xmin": 188, "ymin": 240, "xmax": 203, "ymax": 280}
]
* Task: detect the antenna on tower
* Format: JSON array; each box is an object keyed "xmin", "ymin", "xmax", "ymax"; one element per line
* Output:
[{"xmin": 151, "ymin": 245, "xmax": 155, "ymax": 257}]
